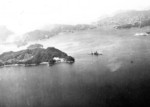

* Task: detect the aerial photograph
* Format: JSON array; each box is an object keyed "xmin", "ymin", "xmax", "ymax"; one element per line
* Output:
[{"xmin": 0, "ymin": 0, "xmax": 150, "ymax": 106}]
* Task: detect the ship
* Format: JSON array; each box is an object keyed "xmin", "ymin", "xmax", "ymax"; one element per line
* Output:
[{"xmin": 90, "ymin": 51, "xmax": 103, "ymax": 56}]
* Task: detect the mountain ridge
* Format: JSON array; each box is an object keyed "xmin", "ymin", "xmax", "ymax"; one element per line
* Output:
[{"xmin": 96, "ymin": 9, "xmax": 150, "ymax": 28}]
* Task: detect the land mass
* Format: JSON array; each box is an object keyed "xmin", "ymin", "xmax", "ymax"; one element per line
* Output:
[
  {"xmin": 0, "ymin": 44, "xmax": 75, "ymax": 67},
  {"xmin": 1, "ymin": 9, "xmax": 150, "ymax": 60},
  {"xmin": 14, "ymin": 9, "xmax": 150, "ymax": 47},
  {"xmin": 96, "ymin": 10, "xmax": 150, "ymax": 29}
]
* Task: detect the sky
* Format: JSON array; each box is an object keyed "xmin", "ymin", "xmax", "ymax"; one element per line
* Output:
[{"xmin": 0, "ymin": 0, "xmax": 150, "ymax": 33}]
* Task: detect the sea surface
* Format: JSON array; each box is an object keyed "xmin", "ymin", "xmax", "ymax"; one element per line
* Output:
[{"xmin": 0, "ymin": 53, "xmax": 150, "ymax": 107}]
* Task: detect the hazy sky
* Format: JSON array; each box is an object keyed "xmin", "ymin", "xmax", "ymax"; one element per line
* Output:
[{"xmin": 0, "ymin": 0, "xmax": 150, "ymax": 33}]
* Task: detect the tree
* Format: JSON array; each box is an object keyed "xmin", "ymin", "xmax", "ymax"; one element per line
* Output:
[
  {"xmin": 49, "ymin": 59, "xmax": 56, "ymax": 65},
  {"xmin": 66, "ymin": 56, "xmax": 75, "ymax": 63},
  {"xmin": 33, "ymin": 51, "xmax": 42, "ymax": 65},
  {"xmin": 0, "ymin": 61, "xmax": 4, "ymax": 66}
]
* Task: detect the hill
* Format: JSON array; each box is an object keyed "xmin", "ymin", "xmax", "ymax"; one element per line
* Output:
[
  {"xmin": 0, "ymin": 46, "xmax": 71, "ymax": 66},
  {"xmin": 2, "ymin": 9, "xmax": 150, "ymax": 54},
  {"xmin": 16, "ymin": 9, "xmax": 150, "ymax": 46},
  {"xmin": 96, "ymin": 10, "xmax": 150, "ymax": 28},
  {"xmin": 20, "ymin": 24, "xmax": 96, "ymax": 43}
]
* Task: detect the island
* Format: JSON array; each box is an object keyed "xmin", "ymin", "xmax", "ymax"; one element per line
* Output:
[{"xmin": 0, "ymin": 44, "xmax": 75, "ymax": 67}]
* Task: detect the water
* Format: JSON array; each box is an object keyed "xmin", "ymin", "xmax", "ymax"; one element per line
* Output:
[{"xmin": 0, "ymin": 53, "xmax": 150, "ymax": 107}]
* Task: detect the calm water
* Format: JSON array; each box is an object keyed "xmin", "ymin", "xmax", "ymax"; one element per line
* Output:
[{"xmin": 1, "ymin": 53, "xmax": 150, "ymax": 107}]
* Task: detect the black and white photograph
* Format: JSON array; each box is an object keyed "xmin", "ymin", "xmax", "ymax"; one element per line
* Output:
[{"xmin": 0, "ymin": 0, "xmax": 150, "ymax": 106}]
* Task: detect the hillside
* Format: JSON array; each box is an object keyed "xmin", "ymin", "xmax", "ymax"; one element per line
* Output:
[
  {"xmin": 0, "ymin": 46, "xmax": 69, "ymax": 65},
  {"xmin": 16, "ymin": 9, "xmax": 150, "ymax": 46},
  {"xmin": 19, "ymin": 24, "xmax": 96, "ymax": 43},
  {"xmin": 2, "ymin": 9, "xmax": 150, "ymax": 55},
  {"xmin": 96, "ymin": 10, "xmax": 150, "ymax": 28}
]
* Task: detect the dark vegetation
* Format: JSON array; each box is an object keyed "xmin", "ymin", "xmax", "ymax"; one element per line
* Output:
[
  {"xmin": 65, "ymin": 56, "xmax": 75, "ymax": 63},
  {"xmin": 48, "ymin": 59, "xmax": 56, "ymax": 65},
  {"xmin": 0, "ymin": 61, "xmax": 4, "ymax": 66},
  {"xmin": 0, "ymin": 44, "xmax": 73, "ymax": 66}
]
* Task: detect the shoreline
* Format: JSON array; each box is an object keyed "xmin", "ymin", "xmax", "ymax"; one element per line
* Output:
[{"xmin": 0, "ymin": 62, "xmax": 49, "ymax": 68}]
